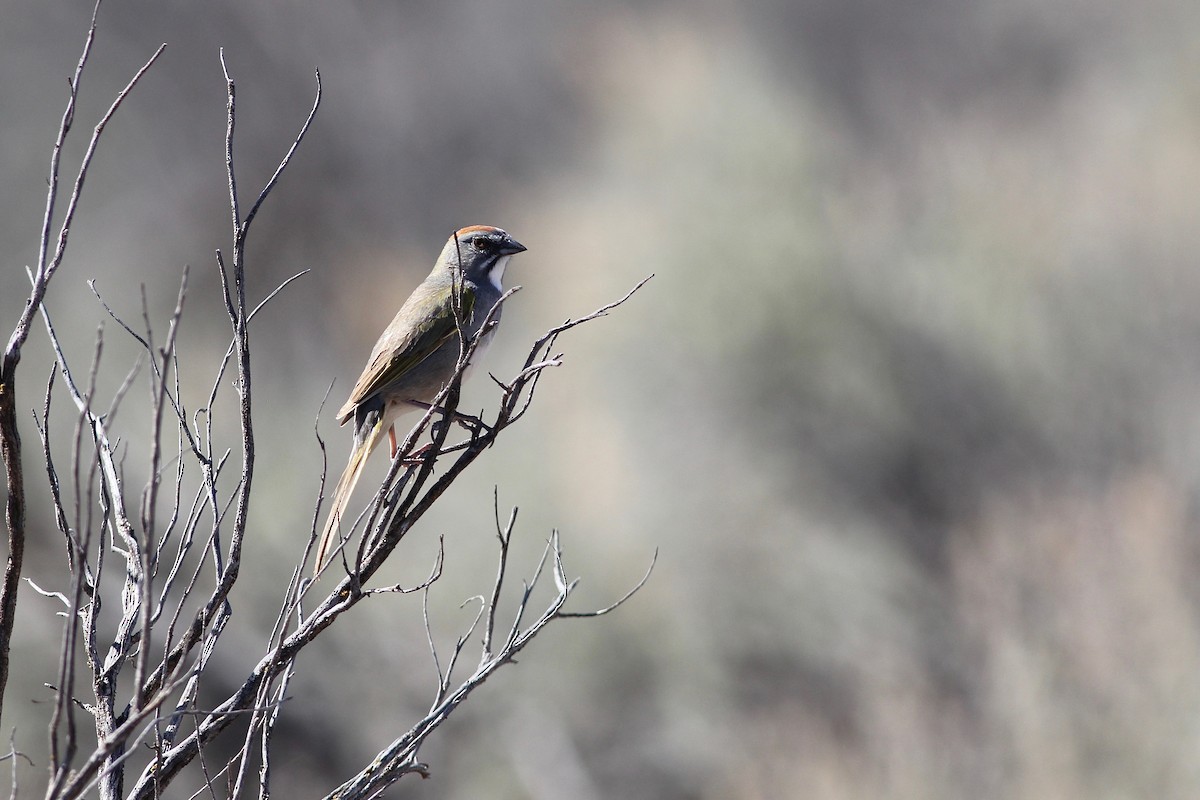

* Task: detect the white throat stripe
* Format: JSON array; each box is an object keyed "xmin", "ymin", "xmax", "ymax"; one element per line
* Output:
[{"xmin": 489, "ymin": 255, "xmax": 511, "ymax": 293}]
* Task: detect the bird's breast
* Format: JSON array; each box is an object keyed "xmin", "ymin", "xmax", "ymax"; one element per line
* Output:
[{"xmin": 463, "ymin": 323, "xmax": 497, "ymax": 381}]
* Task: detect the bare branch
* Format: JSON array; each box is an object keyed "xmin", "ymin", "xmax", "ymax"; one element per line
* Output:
[
  {"xmin": 326, "ymin": 523, "xmax": 651, "ymax": 798},
  {"xmin": 0, "ymin": 0, "xmax": 165, "ymax": 726},
  {"xmin": 3, "ymin": 729, "xmax": 34, "ymax": 800},
  {"xmin": 482, "ymin": 494, "xmax": 517, "ymax": 659},
  {"xmin": 8, "ymin": 8, "xmax": 651, "ymax": 797},
  {"xmin": 242, "ymin": 70, "xmax": 322, "ymax": 233},
  {"xmin": 137, "ymin": 56, "xmax": 322, "ymax": 709},
  {"xmin": 559, "ymin": 548, "xmax": 659, "ymax": 618}
]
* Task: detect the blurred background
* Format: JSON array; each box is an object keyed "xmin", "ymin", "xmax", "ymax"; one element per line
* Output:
[{"xmin": 4, "ymin": 0, "xmax": 1200, "ymax": 797}]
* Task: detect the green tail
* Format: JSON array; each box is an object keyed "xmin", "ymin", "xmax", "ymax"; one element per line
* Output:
[{"xmin": 314, "ymin": 418, "xmax": 386, "ymax": 576}]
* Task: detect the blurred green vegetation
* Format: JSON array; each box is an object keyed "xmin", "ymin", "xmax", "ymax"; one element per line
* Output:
[{"xmin": 4, "ymin": 1, "xmax": 1200, "ymax": 797}]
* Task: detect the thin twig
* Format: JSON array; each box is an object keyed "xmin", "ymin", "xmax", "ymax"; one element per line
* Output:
[
  {"xmin": 326, "ymin": 523, "xmax": 653, "ymax": 798},
  {"xmin": 124, "ymin": 276, "xmax": 651, "ymax": 798},
  {"xmin": 0, "ymin": 0, "xmax": 164, "ymax": 732}
]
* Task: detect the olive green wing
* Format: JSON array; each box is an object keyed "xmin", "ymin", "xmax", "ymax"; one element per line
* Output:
[{"xmin": 336, "ymin": 284, "xmax": 475, "ymax": 424}]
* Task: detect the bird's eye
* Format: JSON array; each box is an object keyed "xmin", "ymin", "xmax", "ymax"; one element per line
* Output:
[{"xmin": 473, "ymin": 237, "xmax": 497, "ymax": 254}]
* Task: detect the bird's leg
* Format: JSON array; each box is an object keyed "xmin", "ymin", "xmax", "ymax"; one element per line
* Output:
[{"xmin": 384, "ymin": 419, "xmax": 433, "ymax": 463}]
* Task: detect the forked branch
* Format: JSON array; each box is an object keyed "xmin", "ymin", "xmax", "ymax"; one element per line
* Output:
[
  {"xmin": 6, "ymin": 7, "xmax": 654, "ymax": 799},
  {"xmin": 0, "ymin": 0, "xmax": 164, "ymax": 731},
  {"xmin": 327, "ymin": 527, "xmax": 655, "ymax": 799}
]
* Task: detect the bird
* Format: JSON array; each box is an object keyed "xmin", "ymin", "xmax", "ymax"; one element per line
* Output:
[{"xmin": 314, "ymin": 225, "xmax": 527, "ymax": 576}]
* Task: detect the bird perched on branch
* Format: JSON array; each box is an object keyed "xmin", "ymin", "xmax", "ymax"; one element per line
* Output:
[{"xmin": 314, "ymin": 225, "xmax": 527, "ymax": 576}]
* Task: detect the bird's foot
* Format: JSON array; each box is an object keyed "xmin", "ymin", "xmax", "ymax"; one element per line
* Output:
[{"xmin": 401, "ymin": 442, "xmax": 437, "ymax": 464}]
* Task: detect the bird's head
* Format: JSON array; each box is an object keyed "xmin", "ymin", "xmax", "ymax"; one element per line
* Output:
[{"xmin": 441, "ymin": 225, "xmax": 527, "ymax": 292}]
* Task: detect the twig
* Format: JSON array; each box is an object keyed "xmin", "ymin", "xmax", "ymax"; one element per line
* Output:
[
  {"xmin": 326, "ymin": 524, "xmax": 653, "ymax": 798},
  {"xmin": 0, "ymin": 0, "xmax": 164, "ymax": 731},
  {"xmin": 137, "ymin": 57, "xmax": 321, "ymax": 707},
  {"xmin": 11, "ymin": 10, "xmax": 654, "ymax": 795}
]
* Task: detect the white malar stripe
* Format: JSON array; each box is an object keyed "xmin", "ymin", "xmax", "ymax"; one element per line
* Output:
[{"xmin": 489, "ymin": 255, "xmax": 511, "ymax": 293}]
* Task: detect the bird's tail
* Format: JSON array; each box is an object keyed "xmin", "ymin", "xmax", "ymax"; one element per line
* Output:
[{"xmin": 314, "ymin": 419, "xmax": 386, "ymax": 577}]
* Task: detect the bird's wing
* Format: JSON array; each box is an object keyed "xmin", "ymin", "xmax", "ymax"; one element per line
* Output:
[{"xmin": 336, "ymin": 283, "xmax": 476, "ymax": 425}]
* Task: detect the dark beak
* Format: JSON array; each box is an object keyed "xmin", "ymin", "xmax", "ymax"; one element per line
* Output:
[{"xmin": 501, "ymin": 236, "xmax": 527, "ymax": 256}]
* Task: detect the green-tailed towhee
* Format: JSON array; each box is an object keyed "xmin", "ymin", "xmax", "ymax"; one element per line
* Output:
[{"xmin": 314, "ymin": 225, "xmax": 526, "ymax": 576}]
